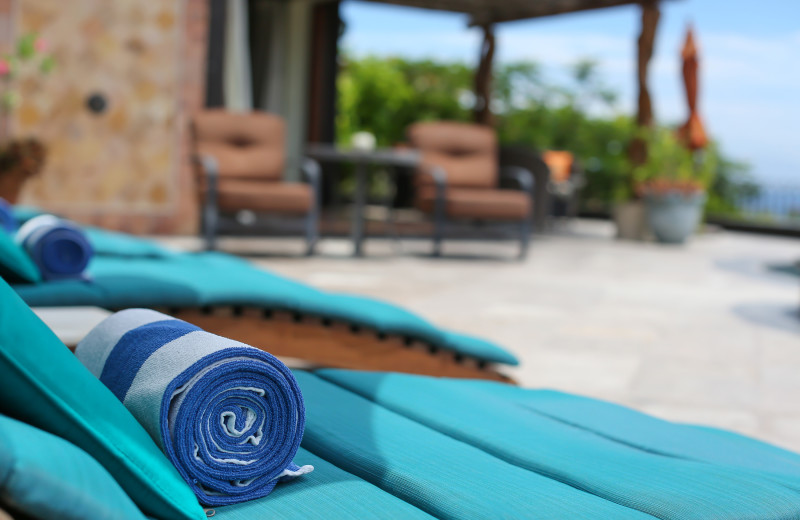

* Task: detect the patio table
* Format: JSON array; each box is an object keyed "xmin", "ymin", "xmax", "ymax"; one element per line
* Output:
[{"xmin": 306, "ymin": 143, "xmax": 421, "ymax": 256}]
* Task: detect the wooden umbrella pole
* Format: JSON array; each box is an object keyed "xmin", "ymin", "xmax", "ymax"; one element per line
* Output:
[
  {"xmin": 629, "ymin": 0, "xmax": 661, "ymax": 181},
  {"xmin": 474, "ymin": 23, "xmax": 495, "ymax": 127}
]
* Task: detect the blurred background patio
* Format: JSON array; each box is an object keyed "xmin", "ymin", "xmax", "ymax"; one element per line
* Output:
[{"xmin": 1, "ymin": 0, "xmax": 798, "ymax": 450}]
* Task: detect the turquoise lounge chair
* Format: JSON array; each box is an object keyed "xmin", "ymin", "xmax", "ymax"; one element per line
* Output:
[
  {"xmin": 1, "ymin": 278, "xmax": 800, "ymax": 519},
  {"xmin": 4, "ymin": 210, "xmax": 515, "ymax": 382}
]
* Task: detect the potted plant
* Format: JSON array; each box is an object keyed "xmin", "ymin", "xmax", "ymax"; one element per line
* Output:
[
  {"xmin": 633, "ymin": 127, "xmax": 715, "ymax": 244},
  {"xmin": 0, "ymin": 33, "xmax": 54, "ymax": 203}
]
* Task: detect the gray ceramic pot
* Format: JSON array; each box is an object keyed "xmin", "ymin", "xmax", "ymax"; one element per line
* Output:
[{"xmin": 644, "ymin": 191, "xmax": 706, "ymax": 244}]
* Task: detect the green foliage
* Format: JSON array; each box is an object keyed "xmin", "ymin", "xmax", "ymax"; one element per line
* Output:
[
  {"xmin": 337, "ymin": 56, "xmax": 472, "ymax": 146},
  {"xmin": 39, "ymin": 55, "xmax": 55, "ymax": 74},
  {"xmin": 631, "ymin": 127, "xmax": 717, "ymax": 190},
  {"xmin": 16, "ymin": 33, "xmax": 37, "ymax": 61},
  {"xmin": 0, "ymin": 33, "xmax": 55, "ymax": 118},
  {"xmin": 336, "ymin": 54, "xmax": 753, "ymax": 213}
]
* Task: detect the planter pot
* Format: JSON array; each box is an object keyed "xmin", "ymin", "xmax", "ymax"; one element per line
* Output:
[
  {"xmin": 613, "ymin": 201, "xmax": 648, "ymax": 241},
  {"xmin": 0, "ymin": 139, "xmax": 47, "ymax": 203},
  {"xmin": 644, "ymin": 191, "xmax": 706, "ymax": 244}
]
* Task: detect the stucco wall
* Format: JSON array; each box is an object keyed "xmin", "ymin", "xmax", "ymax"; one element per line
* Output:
[{"xmin": 4, "ymin": 0, "xmax": 207, "ymax": 234}]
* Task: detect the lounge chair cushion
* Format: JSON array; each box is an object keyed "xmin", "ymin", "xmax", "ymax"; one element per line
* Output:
[
  {"xmin": 85, "ymin": 227, "xmax": 176, "ymax": 258},
  {"xmin": 293, "ymin": 371, "xmax": 653, "ymax": 519},
  {"xmin": 0, "ymin": 278, "xmax": 206, "ymax": 520},
  {"xmin": 313, "ymin": 370, "xmax": 800, "ymax": 520},
  {"xmin": 214, "ymin": 448, "xmax": 434, "ymax": 520},
  {"xmin": 0, "ymin": 414, "xmax": 148, "ymax": 520},
  {"xmin": 0, "ymin": 231, "xmax": 41, "ymax": 284},
  {"xmin": 13, "ymin": 252, "xmax": 518, "ymax": 366},
  {"xmin": 216, "ymin": 180, "xmax": 313, "ymax": 215},
  {"xmin": 417, "ymin": 186, "xmax": 531, "ymax": 220}
]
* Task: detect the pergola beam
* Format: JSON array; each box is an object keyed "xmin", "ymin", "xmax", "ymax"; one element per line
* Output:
[{"xmin": 362, "ymin": 0, "xmax": 647, "ymax": 25}]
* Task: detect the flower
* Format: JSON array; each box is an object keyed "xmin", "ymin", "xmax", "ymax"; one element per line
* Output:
[
  {"xmin": 0, "ymin": 59, "xmax": 9, "ymax": 76},
  {"xmin": 34, "ymin": 38, "xmax": 47, "ymax": 53}
]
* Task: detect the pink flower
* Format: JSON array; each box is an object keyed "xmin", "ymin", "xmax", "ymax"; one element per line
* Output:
[
  {"xmin": 0, "ymin": 59, "xmax": 9, "ymax": 76},
  {"xmin": 34, "ymin": 38, "xmax": 47, "ymax": 52}
]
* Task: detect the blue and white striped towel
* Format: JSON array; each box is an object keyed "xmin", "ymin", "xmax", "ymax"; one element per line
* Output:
[
  {"xmin": 75, "ymin": 309, "xmax": 313, "ymax": 506},
  {"xmin": 15, "ymin": 214, "xmax": 93, "ymax": 281}
]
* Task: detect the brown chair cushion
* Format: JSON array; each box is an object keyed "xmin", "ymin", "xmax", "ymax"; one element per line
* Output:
[
  {"xmin": 215, "ymin": 180, "xmax": 312, "ymax": 215},
  {"xmin": 407, "ymin": 121, "xmax": 498, "ymax": 189},
  {"xmin": 418, "ymin": 187, "xmax": 531, "ymax": 221},
  {"xmin": 192, "ymin": 110, "xmax": 285, "ymax": 181}
]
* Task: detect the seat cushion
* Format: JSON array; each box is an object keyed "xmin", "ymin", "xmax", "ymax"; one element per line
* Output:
[
  {"xmin": 418, "ymin": 187, "xmax": 531, "ymax": 220},
  {"xmin": 0, "ymin": 278, "xmax": 206, "ymax": 520},
  {"xmin": 0, "ymin": 231, "xmax": 41, "ymax": 284},
  {"xmin": 316, "ymin": 370, "xmax": 800, "ymax": 520},
  {"xmin": 214, "ymin": 448, "xmax": 433, "ymax": 520},
  {"xmin": 0, "ymin": 414, "xmax": 148, "ymax": 520},
  {"xmin": 293, "ymin": 371, "xmax": 653, "ymax": 520},
  {"xmin": 216, "ymin": 180, "xmax": 312, "ymax": 215}
]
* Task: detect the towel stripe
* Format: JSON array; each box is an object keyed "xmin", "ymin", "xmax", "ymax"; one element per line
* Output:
[
  {"xmin": 75, "ymin": 308, "xmax": 171, "ymax": 377},
  {"xmin": 100, "ymin": 320, "xmax": 200, "ymax": 400},
  {"xmin": 122, "ymin": 331, "xmax": 246, "ymax": 446}
]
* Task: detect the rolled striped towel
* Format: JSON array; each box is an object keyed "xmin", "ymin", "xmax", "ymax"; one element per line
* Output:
[
  {"xmin": 75, "ymin": 309, "xmax": 313, "ymax": 506},
  {"xmin": 15, "ymin": 214, "xmax": 93, "ymax": 281},
  {"xmin": 0, "ymin": 198, "xmax": 16, "ymax": 233}
]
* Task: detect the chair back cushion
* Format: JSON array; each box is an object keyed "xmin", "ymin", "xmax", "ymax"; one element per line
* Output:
[
  {"xmin": 0, "ymin": 230, "xmax": 41, "ymax": 284},
  {"xmin": 0, "ymin": 414, "xmax": 149, "ymax": 520},
  {"xmin": 0, "ymin": 278, "xmax": 206, "ymax": 520},
  {"xmin": 407, "ymin": 121, "xmax": 498, "ymax": 189},
  {"xmin": 192, "ymin": 110, "xmax": 285, "ymax": 181}
]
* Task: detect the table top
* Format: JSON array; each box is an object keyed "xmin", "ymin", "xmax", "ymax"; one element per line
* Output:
[{"xmin": 306, "ymin": 143, "xmax": 421, "ymax": 167}]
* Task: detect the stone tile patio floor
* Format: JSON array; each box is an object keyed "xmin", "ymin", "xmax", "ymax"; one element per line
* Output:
[{"xmin": 163, "ymin": 220, "xmax": 800, "ymax": 453}]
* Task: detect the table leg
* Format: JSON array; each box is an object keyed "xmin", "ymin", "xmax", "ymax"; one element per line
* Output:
[{"xmin": 352, "ymin": 162, "xmax": 367, "ymax": 256}]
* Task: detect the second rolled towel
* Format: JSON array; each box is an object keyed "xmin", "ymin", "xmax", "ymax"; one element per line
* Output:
[
  {"xmin": 75, "ymin": 309, "xmax": 312, "ymax": 506},
  {"xmin": 15, "ymin": 214, "xmax": 93, "ymax": 281}
]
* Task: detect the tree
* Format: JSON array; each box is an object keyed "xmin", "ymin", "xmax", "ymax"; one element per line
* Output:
[{"xmin": 336, "ymin": 54, "xmax": 753, "ymax": 213}]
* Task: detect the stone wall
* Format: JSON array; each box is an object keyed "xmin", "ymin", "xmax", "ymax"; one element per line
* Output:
[{"xmin": 4, "ymin": 0, "xmax": 207, "ymax": 234}]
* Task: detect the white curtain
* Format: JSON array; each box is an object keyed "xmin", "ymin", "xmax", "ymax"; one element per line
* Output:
[{"xmin": 224, "ymin": 0, "xmax": 253, "ymax": 111}]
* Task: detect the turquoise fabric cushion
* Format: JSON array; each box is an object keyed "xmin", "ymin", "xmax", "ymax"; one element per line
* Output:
[
  {"xmin": 449, "ymin": 384, "xmax": 800, "ymax": 488},
  {"xmin": 292, "ymin": 371, "xmax": 652, "ymax": 520},
  {"xmin": 0, "ymin": 414, "xmax": 148, "ymax": 520},
  {"xmin": 0, "ymin": 231, "xmax": 41, "ymax": 284},
  {"xmin": 10, "ymin": 205, "xmax": 43, "ymax": 225},
  {"xmin": 214, "ymin": 448, "xmax": 434, "ymax": 520},
  {"xmin": 317, "ymin": 370, "xmax": 800, "ymax": 519},
  {"xmin": 13, "ymin": 251, "xmax": 516, "ymax": 365},
  {"xmin": 84, "ymin": 227, "xmax": 176, "ymax": 258},
  {"xmin": 0, "ymin": 278, "xmax": 206, "ymax": 520}
]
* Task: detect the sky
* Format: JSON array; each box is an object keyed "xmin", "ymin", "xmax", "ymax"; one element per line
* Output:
[{"xmin": 340, "ymin": 0, "xmax": 800, "ymax": 184}]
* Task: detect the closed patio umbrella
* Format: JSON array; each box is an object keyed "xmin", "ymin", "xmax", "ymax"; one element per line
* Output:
[{"xmin": 678, "ymin": 26, "xmax": 708, "ymax": 150}]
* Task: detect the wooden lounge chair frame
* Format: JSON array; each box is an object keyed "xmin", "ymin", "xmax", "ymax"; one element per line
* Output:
[{"xmin": 133, "ymin": 304, "xmax": 515, "ymax": 384}]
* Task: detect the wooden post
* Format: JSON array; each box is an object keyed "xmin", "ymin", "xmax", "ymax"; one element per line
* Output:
[
  {"xmin": 474, "ymin": 24, "xmax": 495, "ymax": 127},
  {"xmin": 629, "ymin": 0, "xmax": 660, "ymax": 168}
]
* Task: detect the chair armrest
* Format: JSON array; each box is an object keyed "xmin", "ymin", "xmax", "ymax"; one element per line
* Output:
[
  {"xmin": 300, "ymin": 157, "xmax": 321, "ymax": 191},
  {"xmin": 194, "ymin": 154, "xmax": 219, "ymax": 197},
  {"xmin": 194, "ymin": 154, "xmax": 219, "ymax": 180},
  {"xmin": 500, "ymin": 165, "xmax": 535, "ymax": 196},
  {"xmin": 419, "ymin": 164, "xmax": 447, "ymax": 194}
]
